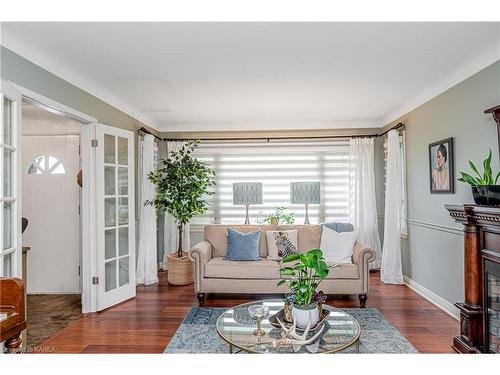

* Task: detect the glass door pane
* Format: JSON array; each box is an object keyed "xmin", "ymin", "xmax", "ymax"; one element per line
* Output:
[
  {"xmin": 3, "ymin": 97, "xmax": 12, "ymax": 145},
  {"xmin": 1, "ymin": 86, "xmax": 20, "ymax": 278},
  {"xmin": 98, "ymin": 124, "xmax": 135, "ymax": 310}
]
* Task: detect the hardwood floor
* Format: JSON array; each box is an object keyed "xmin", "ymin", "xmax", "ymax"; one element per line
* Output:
[{"xmin": 38, "ymin": 271, "xmax": 458, "ymax": 353}]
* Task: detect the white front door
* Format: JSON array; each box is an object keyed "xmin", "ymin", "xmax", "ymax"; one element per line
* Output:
[
  {"xmin": 0, "ymin": 82, "xmax": 22, "ymax": 278},
  {"xmin": 96, "ymin": 124, "xmax": 135, "ymax": 310},
  {"xmin": 22, "ymin": 135, "xmax": 81, "ymax": 293}
]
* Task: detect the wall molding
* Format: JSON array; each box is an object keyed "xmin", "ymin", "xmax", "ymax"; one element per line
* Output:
[
  {"xmin": 406, "ymin": 218, "xmax": 463, "ymax": 236},
  {"xmin": 403, "ymin": 275, "xmax": 459, "ymax": 321}
]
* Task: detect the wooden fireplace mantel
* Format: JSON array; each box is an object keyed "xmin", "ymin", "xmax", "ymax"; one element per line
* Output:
[{"xmin": 446, "ymin": 204, "xmax": 500, "ymax": 353}]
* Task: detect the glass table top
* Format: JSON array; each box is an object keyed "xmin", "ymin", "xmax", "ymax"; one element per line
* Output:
[{"xmin": 216, "ymin": 299, "xmax": 361, "ymax": 354}]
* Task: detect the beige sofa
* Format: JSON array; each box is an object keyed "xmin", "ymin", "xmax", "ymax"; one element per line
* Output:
[{"xmin": 189, "ymin": 224, "xmax": 375, "ymax": 307}]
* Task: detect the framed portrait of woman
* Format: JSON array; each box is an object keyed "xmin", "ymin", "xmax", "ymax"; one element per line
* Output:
[{"xmin": 428, "ymin": 137, "xmax": 454, "ymax": 194}]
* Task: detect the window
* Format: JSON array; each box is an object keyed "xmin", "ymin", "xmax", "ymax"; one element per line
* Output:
[
  {"xmin": 191, "ymin": 139, "xmax": 350, "ymax": 225},
  {"xmin": 27, "ymin": 155, "xmax": 65, "ymax": 175}
]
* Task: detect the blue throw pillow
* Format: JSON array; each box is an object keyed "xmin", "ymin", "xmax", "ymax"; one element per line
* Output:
[
  {"xmin": 224, "ymin": 229, "xmax": 261, "ymax": 261},
  {"xmin": 320, "ymin": 222, "xmax": 354, "ymax": 234}
]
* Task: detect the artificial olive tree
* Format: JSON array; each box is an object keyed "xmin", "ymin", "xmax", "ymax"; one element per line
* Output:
[{"xmin": 146, "ymin": 140, "xmax": 215, "ymax": 258}]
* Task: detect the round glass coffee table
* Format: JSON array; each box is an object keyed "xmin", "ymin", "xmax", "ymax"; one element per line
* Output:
[{"xmin": 216, "ymin": 299, "xmax": 361, "ymax": 354}]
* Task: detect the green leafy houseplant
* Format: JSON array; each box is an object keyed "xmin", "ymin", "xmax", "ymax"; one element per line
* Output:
[
  {"xmin": 277, "ymin": 249, "xmax": 336, "ymax": 306},
  {"xmin": 146, "ymin": 140, "xmax": 216, "ymax": 258},
  {"xmin": 457, "ymin": 149, "xmax": 500, "ymax": 206},
  {"xmin": 258, "ymin": 206, "xmax": 295, "ymax": 225},
  {"xmin": 457, "ymin": 149, "xmax": 499, "ymax": 186}
]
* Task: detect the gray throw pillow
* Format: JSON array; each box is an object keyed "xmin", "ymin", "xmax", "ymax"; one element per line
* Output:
[
  {"xmin": 224, "ymin": 228, "xmax": 261, "ymax": 261},
  {"xmin": 320, "ymin": 222, "xmax": 354, "ymax": 234}
]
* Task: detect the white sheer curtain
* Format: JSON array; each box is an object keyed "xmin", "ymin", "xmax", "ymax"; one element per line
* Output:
[
  {"xmin": 381, "ymin": 130, "xmax": 404, "ymax": 284},
  {"xmin": 349, "ymin": 137, "xmax": 382, "ymax": 269},
  {"xmin": 136, "ymin": 134, "xmax": 158, "ymax": 285},
  {"xmin": 162, "ymin": 141, "xmax": 191, "ymax": 270}
]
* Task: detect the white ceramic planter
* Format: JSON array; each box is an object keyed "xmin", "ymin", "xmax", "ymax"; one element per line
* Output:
[{"xmin": 291, "ymin": 304, "xmax": 319, "ymax": 329}]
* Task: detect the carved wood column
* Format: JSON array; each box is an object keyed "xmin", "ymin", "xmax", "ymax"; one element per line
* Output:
[
  {"xmin": 446, "ymin": 205, "xmax": 484, "ymax": 353},
  {"xmin": 463, "ymin": 222, "xmax": 481, "ymax": 307}
]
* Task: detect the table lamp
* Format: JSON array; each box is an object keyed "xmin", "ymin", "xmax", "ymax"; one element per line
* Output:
[
  {"xmin": 290, "ymin": 181, "xmax": 321, "ymax": 224},
  {"xmin": 233, "ymin": 182, "xmax": 263, "ymax": 224}
]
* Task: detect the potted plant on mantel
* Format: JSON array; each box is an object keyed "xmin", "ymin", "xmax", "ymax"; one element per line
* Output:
[
  {"xmin": 277, "ymin": 249, "xmax": 336, "ymax": 328},
  {"xmin": 458, "ymin": 149, "xmax": 500, "ymax": 206},
  {"xmin": 146, "ymin": 140, "xmax": 216, "ymax": 285}
]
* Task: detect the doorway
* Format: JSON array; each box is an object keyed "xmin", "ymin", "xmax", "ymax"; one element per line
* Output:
[
  {"xmin": 1, "ymin": 82, "xmax": 137, "ymax": 348},
  {"xmin": 21, "ymin": 101, "xmax": 85, "ymax": 347}
]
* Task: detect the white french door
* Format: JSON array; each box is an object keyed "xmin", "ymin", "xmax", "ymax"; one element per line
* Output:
[
  {"xmin": 96, "ymin": 124, "xmax": 135, "ymax": 310},
  {"xmin": 0, "ymin": 82, "xmax": 22, "ymax": 278}
]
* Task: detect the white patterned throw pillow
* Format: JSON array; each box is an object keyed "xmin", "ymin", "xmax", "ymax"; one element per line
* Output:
[{"xmin": 266, "ymin": 230, "xmax": 298, "ymax": 260}]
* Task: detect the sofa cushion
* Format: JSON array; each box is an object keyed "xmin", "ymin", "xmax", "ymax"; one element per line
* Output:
[
  {"xmin": 225, "ymin": 229, "xmax": 261, "ymax": 261},
  {"xmin": 326, "ymin": 262, "xmax": 359, "ymax": 279},
  {"xmin": 205, "ymin": 225, "xmax": 278, "ymax": 258},
  {"xmin": 205, "ymin": 258, "xmax": 281, "ymax": 279},
  {"xmin": 279, "ymin": 261, "xmax": 359, "ymax": 279},
  {"xmin": 278, "ymin": 225, "xmax": 321, "ymax": 253}
]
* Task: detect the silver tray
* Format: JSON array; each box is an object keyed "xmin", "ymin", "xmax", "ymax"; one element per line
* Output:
[{"xmin": 268, "ymin": 308, "xmax": 330, "ymax": 331}]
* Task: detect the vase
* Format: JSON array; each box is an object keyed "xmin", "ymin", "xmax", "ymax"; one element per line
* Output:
[
  {"xmin": 472, "ymin": 185, "xmax": 500, "ymax": 206},
  {"xmin": 291, "ymin": 304, "xmax": 320, "ymax": 329}
]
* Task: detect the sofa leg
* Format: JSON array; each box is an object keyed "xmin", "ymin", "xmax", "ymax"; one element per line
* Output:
[
  {"xmin": 197, "ymin": 293, "xmax": 206, "ymax": 305},
  {"xmin": 358, "ymin": 294, "xmax": 367, "ymax": 308}
]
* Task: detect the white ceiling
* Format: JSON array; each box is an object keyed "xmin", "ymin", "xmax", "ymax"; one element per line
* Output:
[{"xmin": 2, "ymin": 22, "xmax": 500, "ymax": 132}]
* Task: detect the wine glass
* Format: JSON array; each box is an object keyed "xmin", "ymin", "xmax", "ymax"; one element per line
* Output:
[{"xmin": 248, "ymin": 304, "xmax": 270, "ymax": 336}]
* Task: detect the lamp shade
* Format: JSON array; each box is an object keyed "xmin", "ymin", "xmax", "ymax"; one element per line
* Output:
[
  {"xmin": 290, "ymin": 182, "xmax": 321, "ymax": 204},
  {"xmin": 233, "ymin": 182, "xmax": 263, "ymax": 205}
]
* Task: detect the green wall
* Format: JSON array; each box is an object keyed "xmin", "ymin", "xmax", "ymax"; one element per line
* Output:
[{"xmin": 384, "ymin": 60, "xmax": 500, "ymax": 308}]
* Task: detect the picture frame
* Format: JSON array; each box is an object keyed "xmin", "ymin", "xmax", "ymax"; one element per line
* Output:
[{"xmin": 428, "ymin": 137, "xmax": 454, "ymax": 194}]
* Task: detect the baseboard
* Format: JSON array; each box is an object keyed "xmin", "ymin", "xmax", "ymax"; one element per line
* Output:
[
  {"xmin": 28, "ymin": 291, "xmax": 82, "ymax": 295},
  {"xmin": 403, "ymin": 275, "xmax": 459, "ymax": 320}
]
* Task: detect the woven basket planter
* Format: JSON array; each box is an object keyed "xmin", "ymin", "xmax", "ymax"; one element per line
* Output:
[{"xmin": 167, "ymin": 252, "xmax": 194, "ymax": 285}]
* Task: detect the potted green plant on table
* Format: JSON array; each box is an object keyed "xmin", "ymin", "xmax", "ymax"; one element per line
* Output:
[
  {"xmin": 146, "ymin": 140, "xmax": 216, "ymax": 285},
  {"xmin": 277, "ymin": 249, "xmax": 336, "ymax": 328},
  {"xmin": 258, "ymin": 206, "xmax": 295, "ymax": 225},
  {"xmin": 458, "ymin": 149, "xmax": 500, "ymax": 206}
]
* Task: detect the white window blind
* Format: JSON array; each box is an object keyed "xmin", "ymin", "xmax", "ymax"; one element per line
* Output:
[{"xmin": 191, "ymin": 139, "xmax": 350, "ymax": 225}]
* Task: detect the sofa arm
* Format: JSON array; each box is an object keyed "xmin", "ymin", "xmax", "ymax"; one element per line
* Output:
[
  {"xmin": 189, "ymin": 241, "xmax": 212, "ymax": 292},
  {"xmin": 352, "ymin": 241, "xmax": 376, "ymax": 294}
]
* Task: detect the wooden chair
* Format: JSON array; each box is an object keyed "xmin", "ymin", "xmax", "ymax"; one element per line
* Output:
[{"xmin": 0, "ymin": 278, "xmax": 26, "ymax": 353}]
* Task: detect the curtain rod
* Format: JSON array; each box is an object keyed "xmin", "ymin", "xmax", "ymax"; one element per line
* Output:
[
  {"xmin": 137, "ymin": 127, "xmax": 164, "ymax": 141},
  {"xmin": 138, "ymin": 123, "xmax": 405, "ymax": 142}
]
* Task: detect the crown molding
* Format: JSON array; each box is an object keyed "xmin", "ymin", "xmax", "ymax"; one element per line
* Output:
[
  {"xmin": 1, "ymin": 40, "xmax": 158, "ymax": 129},
  {"xmin": 155, "ymin": 120, "xmax": 380, "ymax": 132},
  {"xmin": 381, "ymin": 45, "xmax": 500, "ymax": 126}
]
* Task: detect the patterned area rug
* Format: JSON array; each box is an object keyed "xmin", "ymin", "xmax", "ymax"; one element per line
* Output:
[{"xmin": 165, "ymin": 307, "xmax": 418, "ymax": 354}]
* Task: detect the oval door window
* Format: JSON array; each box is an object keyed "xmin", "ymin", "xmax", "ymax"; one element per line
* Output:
[{"xmin": 27, "ymin": 155, "xmax": 66, "ymax": 175}]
